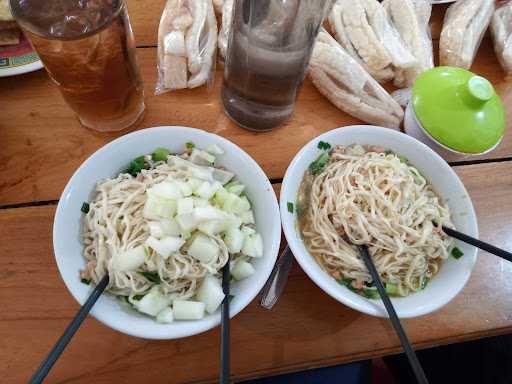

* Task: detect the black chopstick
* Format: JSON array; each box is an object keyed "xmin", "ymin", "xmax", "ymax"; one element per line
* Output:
[
  {"xmin": 442, "ymin": 226, "xmax": 512, "ymax": 262},
  {"xmin": 29, "ymin": 274, "xmax": 109, "ymax": 384},
  {"xmin": 358, "ymin": 245, "xmax": 429, "ymax": 384},
  {"xmin": 220, "ymin": 258, "xmax": 230, "ymax": 384}
]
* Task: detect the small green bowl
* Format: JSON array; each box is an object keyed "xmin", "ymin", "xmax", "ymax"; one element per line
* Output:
[{"xmin": 412, "ymin": 67, "xmax": 505, "ymax": 155}]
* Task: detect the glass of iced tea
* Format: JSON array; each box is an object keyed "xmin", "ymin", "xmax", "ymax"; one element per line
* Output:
[{"xmin": 10, "ymin": 0, "xmax": 145, "ymax": 132}]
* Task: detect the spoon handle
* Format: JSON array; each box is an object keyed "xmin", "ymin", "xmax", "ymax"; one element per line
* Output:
[
  {"xmin": 29, "ymin": 274, "xmax": 109, "ymax": 384},
  {"xmin": 260, "ymin": 246, "xmax": 294, "ymax": 310}
]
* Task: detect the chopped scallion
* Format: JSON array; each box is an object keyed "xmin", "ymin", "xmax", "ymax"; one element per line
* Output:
[
  {"xmin": 287, "ymin": 202, "xmax": 294, "ymax": 213},
  {"xmin": 81, "ymin": 202, "xmax": 90, "ymax": 214},
  {"xmin": 137, "ymin": 271, "xmax": 161, "ymax": 283},
  {"xmin": 309, "ymin": 152, "xmax": 330, "ymax": 176},
  {"xmin": 451, "ymin": 246, "xmax": 464, "ymax": 259},
  {"xmin": 152, "ymin": 147, "xmax": 171, "ymax": 162},
  {"xmin": 317, "ymin": 141, "xmax": 331, "ymax": 150},
  {"xmin": 186, "ymin": 142, "xmax": 195, "ymax": 150}
]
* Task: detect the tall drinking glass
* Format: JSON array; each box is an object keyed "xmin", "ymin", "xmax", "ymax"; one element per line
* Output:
[
  {"xmin": 221, "ymin": 0, "xmax": 333, "ymax": 131},
  {"xmin": 10, "ymin": 0, "xmax": 145, "ymax": 132}
]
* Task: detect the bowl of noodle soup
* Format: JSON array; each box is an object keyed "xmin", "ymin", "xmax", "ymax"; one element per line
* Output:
[
  {"xmin": 53, "ymin": 126, "xmax": 281, "ymax": 339},
  {"xmin": 281, "ymin": 126, "xmax": 478, "ymax": 318}
]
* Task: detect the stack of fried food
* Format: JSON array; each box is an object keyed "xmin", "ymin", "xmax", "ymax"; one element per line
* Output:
[
  {"xmin": 159, "ymin": 0, "xmax": 509, "ymax": 128},
  {"xmin": 0, "ymin": 0, "xmax": 20, "ymax": 46}
]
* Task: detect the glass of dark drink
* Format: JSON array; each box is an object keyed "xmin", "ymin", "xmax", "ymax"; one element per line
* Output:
[
  {"xmin": 221, "ymin": 0, "xmax": 333, "ymax": 132},
  {"xmin": 10, "ymin": 0, "xmax": 145, "ymax": 132}
]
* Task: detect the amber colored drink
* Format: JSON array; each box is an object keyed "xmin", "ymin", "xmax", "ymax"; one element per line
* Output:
[{"xmin": 11, "ymin": 0, "xmax": 144, "ymax": 132}]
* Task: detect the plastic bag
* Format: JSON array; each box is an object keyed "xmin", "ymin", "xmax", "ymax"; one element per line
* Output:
[
  {"xmin": 155, "ymin": 0, "xmax": 218, "ymax": 95},
  {"xmin": 309, "ymin": 30, "xmax": 404, "ymax": 129},
  {"xmin": 217, "ymin": 0, "xmax": 233, "ymax": 60},
  {"xmin": 439, "ymin": 0, "xmax": 495, "ymax": 70},
  {"xmin": 382, "ymin": 0, "xmax": 434, "ymax": 88},
  {"xmin": 327, "ymin": 0, "xmax": 417, "ymax": 83},
  {"xmin": 491, "ymin": 1, "xmax": 512, "ymax": 76}
]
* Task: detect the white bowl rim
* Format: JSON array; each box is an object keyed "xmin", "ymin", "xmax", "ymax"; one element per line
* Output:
[
  {"xmin": 280, "ymin": 125, "xmax": 478, "ymax": 318},
  {"xmin": 53, "ymin": 126, "xmax": 281, "ymax": 339}
]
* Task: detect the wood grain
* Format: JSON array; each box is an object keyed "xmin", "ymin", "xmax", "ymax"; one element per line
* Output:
[
  {"xmin": 1, "ymin": 41, "xmax": 511, "ymax": 206},
  {"xmin": 1, "ymin": 162, "xmax": 511, "ymax": 384}
]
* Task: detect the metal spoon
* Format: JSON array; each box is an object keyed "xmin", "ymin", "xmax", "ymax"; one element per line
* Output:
[{"xmin": 260, "ymin": 246, "xmax": 294, "ymax": 309}]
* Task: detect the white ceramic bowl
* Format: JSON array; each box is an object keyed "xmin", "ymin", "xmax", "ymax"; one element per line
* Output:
[
  {"xmin": 54, "ymin": 126, "xmax": 281, "ymax": 339},
  {"xmin": 280, "ymin": 125, "xmax": 478, "ymax": 318}
]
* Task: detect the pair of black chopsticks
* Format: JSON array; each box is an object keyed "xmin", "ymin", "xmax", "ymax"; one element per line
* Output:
[
  {"xmin": 356, "ymin": 226, "xmax": 512, "ymax": 384},
  {"xmin": 29, "ymin": 226, "xmax": 510, "ymax": 384},
  {"xmin": 29, "ymin": 265, "xmax": 232, "ymax": 384}
]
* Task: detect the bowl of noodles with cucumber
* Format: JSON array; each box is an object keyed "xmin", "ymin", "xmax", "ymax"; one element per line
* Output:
[
  {"xmin": 281, "ymin": 126, "xmax": 478, "ymax": 318},
  {"xmin": 53, "ymin": 126, "xmax": 281, "ymax": 339}
]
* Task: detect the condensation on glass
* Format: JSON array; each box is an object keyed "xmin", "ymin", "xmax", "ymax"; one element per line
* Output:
[
  {"xmin": 221, "ymin": 0, "xmax": 333, "ymax": 131},
  {"xmin": 10, "ymin": 0, "xmax": 145, "ymax": 132}
]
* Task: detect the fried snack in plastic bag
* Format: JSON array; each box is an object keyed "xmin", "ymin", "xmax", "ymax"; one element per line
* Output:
[
  {"xmin": 156, "ymin": 0, "xmax": 218, "ymax": 94},
  {"xmin": 328, "ymin": 0, "xmax": 417, "ymax": 83},
  {"xmin": 309, "ymin": 30, "xmax": 404, "ymax": 129},
  {"xmin": 491, "ymin": 1, "xmax": 512, "ymax": 76},
  {"xmin": 439, "ymin": 0, "xmax": 495, "ymax": 70},
  {"xmin": 217, "ymin": 0, "xmax": 233, "ymax": 60},
  {"xmin": 382, "ymin": 0, "xmax": 433, "ymax": 88}
]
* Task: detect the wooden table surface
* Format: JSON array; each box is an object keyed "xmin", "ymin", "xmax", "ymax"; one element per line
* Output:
[{"xmin": 1, "ymin": 3, "xmax": 511, "ymax": 383}]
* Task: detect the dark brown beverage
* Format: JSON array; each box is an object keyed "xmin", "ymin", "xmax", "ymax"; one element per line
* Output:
[{"xmin": 11, "ymin": 0, "xmax": 144, "ymax": 132}]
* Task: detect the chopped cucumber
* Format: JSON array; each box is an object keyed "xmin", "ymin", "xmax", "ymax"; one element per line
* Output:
[
  {"xmin": 205, "ymin": 144, "xmax": 224, "ymax": 155},
  {"xmin": 231, "ymin": 260, "xmax": 255, "ymax": 281},
  {"xmin": 212, "ymin": 168, "xmax": 234, "ymax": 185},
  {"xmin": 225, "ymin": 181, "xmax": 245, "ymax": 196},
  {"xmin": 195, "ymin": 181, "xmax": 222, "ymax": 200},
  {"xmin": 173, "ymin": 300, "xmax": 205, "ymax": 320},
  {"xmin": 156, "ymin": 307, "xmax": 174, "ymax": 323},
  {"xmin": 176, "ymin": 212, "xmax": 198, "ymax": 232},
  {"xmin": 133, "ymin": 287, "xmax": 171, "ymax": 317},
  {"xmin": 194, "ymin": 206, "xmax": 226, "ymax": 222},
  {"xmin": 224, "ymin": 227, "xmax": 244, "ymax": 254},
  {"xmin": 241, "ymin": 226, "xmax": 256, "ymax": 236},
  {"xmin": 150, "ymin": 181, "xmax": 183, "ymax": 200},
  {"xmin": 189, "ymin": 149, "xmax": 216, "ymax": 166},
  {"xmin": 177, "ymin": 197, "xmax": 194, "ymax": 215},
  {"xmin": 196, "ymin": 275, "xmax": 225, "ymax": 314},
  {"xmin": 111, "ymin": 245, "xmax": 146, "ymax": 272},
  {"xmin": 143, "ymin": 194, "xmax": 177, "ymax": 219},
  {"xmin": 188, "ymin": 234, "xmax": 220, "ymax": 263},
  {"xmin": 242, "ymin": 233, "xmax": 263, "ymax": 258},
  {"xmin": 198, "ymin": 220, "xmax": 226, "ymax": 236},
  {"xmin": 240, "ymin": 210, "xmax": 255, "ymax": 224},
  {"xmin": 145, "ymin": 236, "xmax": 185, "ymax": 258},
  {"xmin": 385, "ymin": 283, "xmax": 399, "ymax": 296}
]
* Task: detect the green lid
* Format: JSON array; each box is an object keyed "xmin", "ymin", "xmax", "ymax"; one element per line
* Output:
[{"xmin": 412, "ymin": 67, "xmax": 505, "ymax": 154}]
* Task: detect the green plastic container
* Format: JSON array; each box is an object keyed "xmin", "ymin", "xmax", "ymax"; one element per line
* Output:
[{"xmin": 412, "ymin": 67, "xmax": 505, "ymax": 154}]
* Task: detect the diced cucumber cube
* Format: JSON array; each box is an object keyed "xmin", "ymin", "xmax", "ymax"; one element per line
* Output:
[
  {"xmin": 224, "ymin": 227, "xmax": 244, "ymax": 254},
  {"xmin": 177, "ymin": 197, "xmax": 194, "ymax": 215},
  {"xmin": 188, "ymin": 234, "xmax": 220, "ymax": 263},
  {"xmin": 196, "ymin": 275, "xmax": 225, "ymax": 314},
  {"xmin": 134, "ymin": 287, "xmax": 171, "ymax": 317},
  {"xmin": 242, "ymin": 233, "xmax": 263, "ymax": 258},
  {"xmin": 156, "ymin": 307, "xmax": 174, "ymax": 323},
  {"xmin": 205, "ymin": 144, "xmax": 224, "ymax": 155},
  {"xmin": 231, "ymin": 260, "xmax": 255, "ymax": 281},
  {"xmin": 112, "ymin": 245, "xmax": 146, "ymax": 272},
  {"xmin": 173, "ymin": 300, "xmax": 205, "ymax": 320},
  {"xmin": 145, "ymin": 236, "xmax": 185, "ymax": 258}
]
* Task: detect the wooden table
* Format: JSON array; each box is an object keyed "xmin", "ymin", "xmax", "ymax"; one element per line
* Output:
[{"xmin": 1, "ymin": 3, "xmax": 511, "ymax": 383}]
